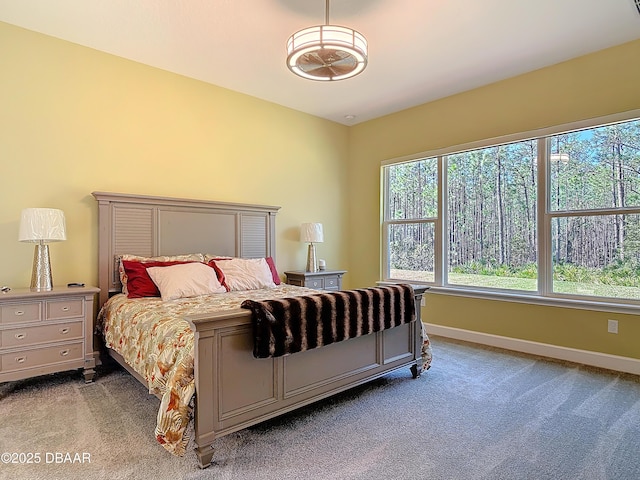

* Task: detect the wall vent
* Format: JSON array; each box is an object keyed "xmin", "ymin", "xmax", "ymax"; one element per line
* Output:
[{"xmin": 636, "ymin": 0, "xmax": 640, "ymax": 15}]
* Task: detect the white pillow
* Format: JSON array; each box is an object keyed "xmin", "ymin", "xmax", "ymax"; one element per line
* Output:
[
  {"xmin": 213, "ymin": 258, "xmax": 276, "ymax": 291},
  {"xmin": 146, "ymin": 262, "xmax": 226, "ymax": 301},
  {"xmin": 118, "ymin": 253, "xmax": 204, "ymax": 295}
]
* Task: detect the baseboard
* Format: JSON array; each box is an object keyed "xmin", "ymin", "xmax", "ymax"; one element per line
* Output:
[{"xmin": 425, "ymin": 323, "xmax": 640, "ymax": 375}]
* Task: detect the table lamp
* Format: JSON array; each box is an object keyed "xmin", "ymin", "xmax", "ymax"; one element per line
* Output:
[
  {"xmin": 301, "ymin": 222, "xmax": 323, "ymax": 272},
  {"xmin": 18, "ymin": 208, "xmax": 66, "ymax": 291}
]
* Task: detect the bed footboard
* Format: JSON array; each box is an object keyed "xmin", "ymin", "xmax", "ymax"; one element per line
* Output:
[{"xmin": 186, "ymin": 287, "xmax": 428, "ymax": 468}]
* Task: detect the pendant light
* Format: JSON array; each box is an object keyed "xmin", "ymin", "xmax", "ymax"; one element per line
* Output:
[{"xmin": 286, "ymin": 0, "xmax": 368, "ymax": 81}]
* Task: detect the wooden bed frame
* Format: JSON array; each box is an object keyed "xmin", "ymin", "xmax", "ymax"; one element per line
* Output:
[{"xmin": 92, "ymin": 191, "xmax": 427, "ymax": 468}]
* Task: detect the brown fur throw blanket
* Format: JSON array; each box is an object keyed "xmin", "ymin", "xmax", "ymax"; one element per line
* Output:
[{"xmin": 241, "ymin": 284, "xmax": 415, "ymax": 358}]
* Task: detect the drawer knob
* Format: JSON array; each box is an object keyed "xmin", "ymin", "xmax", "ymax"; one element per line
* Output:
[
  {"xmin": 15, "ymin": 356, "xmax": 26, "ymax": 364},
  {"xmin": 15, "ymin": 333, "xmax": 27, "ymax": 340},
  {"xmin": 60, "ymin": 327, "xmax": 70, "ymax": 334},
  {"xmin": 15, "ymin": 310, "xmax": 25, "ymax": 316},
  {"xmin": 62, "ymin": 306, "xmax": 70, "ymax": 312},
  {"xmin": 59, "ymin": 349, "xmax": 70, "ymax": 357}
]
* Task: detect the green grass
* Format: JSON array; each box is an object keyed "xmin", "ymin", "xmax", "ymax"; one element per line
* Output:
[
  {"xmin": 447, "ymin": 273, "xmax": 536, "ymax": 291},
  {"xmin": 551, "ymin": 280, "xmax": 640, "ymax": 299},
  {"xmin": 390, "ymin": 269, "xmax": 640, "ymax": 300}
]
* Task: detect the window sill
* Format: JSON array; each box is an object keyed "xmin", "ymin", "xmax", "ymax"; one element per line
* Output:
[{"xmin": 415, "ymin": 285, "xmax": 640, "ymax": 315}]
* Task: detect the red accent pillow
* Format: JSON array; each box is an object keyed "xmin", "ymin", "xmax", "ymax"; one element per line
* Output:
[
  {"xmin": 122, "ymin": 260, "xmax": 195, "ymax": 298},
  {"xmin": 265, "ymin": 257, "xmax": 281, "ymax": 285},
  {"xmin": 206, "ymin": 260, "xmax": 228, "ymax": 291}
]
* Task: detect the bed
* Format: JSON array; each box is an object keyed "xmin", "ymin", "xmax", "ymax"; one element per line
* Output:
[{"xmin": 92, "ymin": 191, "xmax": 431, "ymax": 468}]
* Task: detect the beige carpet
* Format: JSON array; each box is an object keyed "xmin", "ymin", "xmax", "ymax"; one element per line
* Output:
[{"xmin": 1, "ymin": 337, "xmax": 639, "ymax": 480}]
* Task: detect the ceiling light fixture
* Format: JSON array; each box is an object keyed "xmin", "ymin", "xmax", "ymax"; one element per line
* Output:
[{"xmin": 286, "ymin": 0, "xmax": 368, "ymax": 81}]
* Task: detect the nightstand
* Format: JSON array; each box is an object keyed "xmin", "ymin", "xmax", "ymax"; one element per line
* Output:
[
  {"xmin": 0, "ymin": 286, "xmax": 100, "ymax": 384},
  {"xmin": 284, "ymin": 270, "xmax": 347, "ymax": 291}
]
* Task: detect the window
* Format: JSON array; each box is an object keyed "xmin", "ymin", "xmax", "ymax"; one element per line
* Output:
[
  {"xmin": 548, "ymin": 121, "xmax": 640, "ymax": 300},
  {"xmin": 385, "ymin": 158, "xmax": 437, "ymax": 282},
  {"xmin": 382, "ymin": 113, "xmax": 640, "ymax": 304},
  {"xmin": 447, "ymin": 141, "xmax": 537, "ymax": 291}
]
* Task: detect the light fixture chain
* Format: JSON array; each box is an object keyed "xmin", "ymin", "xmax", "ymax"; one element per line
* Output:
[{"xmin": 325, "ymin": 0, "xmax": 330, "ymax": 26}]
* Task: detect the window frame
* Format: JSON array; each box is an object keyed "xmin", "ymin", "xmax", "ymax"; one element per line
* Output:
[
  {"xmin": 382, "ymin": 158, "xmax": 439, "ymax": 284},
  {"xmin": 381, "ymin": 109, "xmax": 640, "ymax": 314}
]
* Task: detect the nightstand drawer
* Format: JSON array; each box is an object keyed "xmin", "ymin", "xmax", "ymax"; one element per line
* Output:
[
  {"xmin": 323, "ymin": 276, "xmax": 340, "ymax": 289},
  {"xmin": 306, "ymin": 279, "xmax": 323, "ymax": 289},
  {"xmin": 0, "ymin": 302, "xmax": 42, "ymax": 325},
  {"xmin": 1, "ymin": 342, "xmax": 83, "ymax": 373},
  {"xmin": 46, "ymin": 299, "xmax": 83, "ymax": 320},
  {"xmin": 1, "ymin": 321, "xmax": 83, "ymax": 349}
]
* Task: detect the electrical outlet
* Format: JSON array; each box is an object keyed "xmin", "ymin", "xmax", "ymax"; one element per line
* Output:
[{"xmin": 607, "ymin": 319, "xmax": 618, "ymax": 334}]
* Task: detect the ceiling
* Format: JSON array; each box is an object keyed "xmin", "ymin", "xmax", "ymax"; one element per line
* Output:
[{"xmin": 1, "ymin": 0, "xmax": 639, "ymax": 125}]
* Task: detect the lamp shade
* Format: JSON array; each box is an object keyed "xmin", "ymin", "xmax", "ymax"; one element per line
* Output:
[
  {"xmin": 300, "ymin": 223, "xmax": 324, "ymax": 243},
  {"xmin": 18, "ymin": 208, "xmax": 67, "ymax": 243}
]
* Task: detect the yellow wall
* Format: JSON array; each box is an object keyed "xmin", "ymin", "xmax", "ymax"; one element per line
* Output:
[
  {"xmin": 348, "ymin": 39, "xmax": 640, "ymax": 359},
  {"xmin": 0, "ymin": 22, "xmax": 350, "ymax": 288},
  {"xmin": 3, "ymin": 20, "xmax": 639, "ymax": 361}
]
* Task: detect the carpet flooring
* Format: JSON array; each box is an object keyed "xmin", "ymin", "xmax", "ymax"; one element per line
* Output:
[{"xmin": 1, "ymin": 336, "xmax": 639, "ymax": 480}]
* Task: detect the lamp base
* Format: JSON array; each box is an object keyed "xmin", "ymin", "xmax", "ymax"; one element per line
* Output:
[
  {"xmin": 306, "ymin": 243, "xmax": 318, "ymax": 272},
  {"xmin": 31, "ymin": 243, "xmax": 53, "ymax": 291}
]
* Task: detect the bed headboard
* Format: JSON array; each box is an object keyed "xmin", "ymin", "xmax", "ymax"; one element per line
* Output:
[{"xmin": 92, "ymin": 192, "xmax": 280, "ymax": 308}]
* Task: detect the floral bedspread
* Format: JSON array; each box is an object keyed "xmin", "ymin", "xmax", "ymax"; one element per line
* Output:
[
  {"xmin": 421, "ymin": 321, "xmax": 433, "ymax": 371},
  {"xmin": 97, "ymin": 285, "xmax": 432, "ymax": 456}
]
